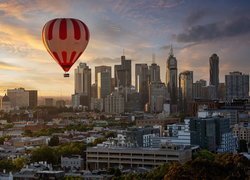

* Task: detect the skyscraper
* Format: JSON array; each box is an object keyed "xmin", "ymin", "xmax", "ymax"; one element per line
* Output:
[
  {"xmin": 149, "ymin": 62, "xmax": 160, "ymax": 83},
  {"xmin": 179, "ymin": 71, "xmax": 193, "ymax": 112},
  {"xmin": 114, "ymin": 55, "xmax": 131, "ymax": 88},
  {"xmin": 209, "ymin": 54, "xmax": 219, "ymax": 97},
  {"xmin": 135, "ymin": 64, "xmax": 149, "ymax": 106},
  {"xmin": 225, "ymin": 71, "xmax": 249, "ymax": 101},
  {"xmin": 166, "ymin": 46, "xmax": 177, "ymax": 105},
  {"xmin": 97, "ymin": 70, "xmax": 111, "ymax": 99},
  {"xmin": 73, "ymin": 63, "xmax": 91, "ymax": 108},
  {"xmin": 95, "ymin": 66, "xmax": 112, "ymax": 85}
]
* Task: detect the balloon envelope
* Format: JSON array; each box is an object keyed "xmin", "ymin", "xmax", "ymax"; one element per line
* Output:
[{"xmin": 42, "ymin": 18, "xmax": 89, "ymax": 72}]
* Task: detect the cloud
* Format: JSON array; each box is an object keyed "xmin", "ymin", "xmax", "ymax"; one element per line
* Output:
[
  {"xmin": 174, "ymin": 16, "xmax": 250, "ymax": 43},
  {"xmin": 185, "ymin": 9, "xmax": 209, "ymax": 25},
  {"xmin": 87, "ymin": 57, "xmax": 121, "ymax": 65},
  {"xmin": 0, "ymin": 61, "xmax": 25, "ymax": 71}
]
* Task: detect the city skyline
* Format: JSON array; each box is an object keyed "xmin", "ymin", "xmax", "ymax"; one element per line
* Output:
[{"xmin": 0, "ymin": 0, "xmax": 250, "ymax": 96}]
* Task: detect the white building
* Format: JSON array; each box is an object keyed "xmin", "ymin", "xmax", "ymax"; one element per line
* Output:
[{"xmin": 61, "ymin": 155, "xmax": 84, "ymax": 171}]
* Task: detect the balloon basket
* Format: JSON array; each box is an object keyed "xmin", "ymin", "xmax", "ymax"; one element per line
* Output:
[{"xmin": 64, "ymin": 73, "xmax": 70, "ymax": 77}]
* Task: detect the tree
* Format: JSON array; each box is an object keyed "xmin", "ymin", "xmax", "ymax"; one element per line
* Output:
[
  {"xmin": 31, "ymin": 146, "xmax": 58, "ymax": 165},
  {"xmin": 13, "ymin": 157, "xmax": 28, "ymax": 171},
  {"xmin": 238, "ymin": 139, "xmax": 248, "ymax": 152},
  {"xmin": 48, "ymin": 135, "xmax": 59, "ymax": 146}
]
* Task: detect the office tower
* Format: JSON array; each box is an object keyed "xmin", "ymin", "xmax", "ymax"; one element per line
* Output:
[
  {"xmin": 114, "ymin": 55, "xmax": 131, "ymax": 88},
  {"xmin": 45, "ymin": 98, "xmax": 54, "ymax": 106},
  {"xmin": 209, "ymin": 54, "xmax": 219, "ymax": 97},
  {"xmin": 55, "ymin": 100, "xmax": 66, "ymax": 108},
  {"xmin": 105, "ymin": 91, "xmax": 124, "ymax": 114},
  {"xmin": 96, "ymin": 68, "xmax": 111, "ymax": 99},
  {"xmin": 166, "ymin": 46, "xmax": 177, "ymax": 105},
  {"xmin": 149, "ymin": 82, "xmax": 168, "ymax": 113},
  {"xmin": 95, "ymin": 66, "xmax": 111, "ymax": 85},
  {"xmin": 190, "ymin": 116, "xmax": 236, "ymax": 152},
  {"xmin": 135, "ymin": 64, "xmax": 149, "ymax": 106},
  {"xmin": 179, "ymin": 71, "xmax": 193, "ymax": 112},
  {"xmin": 225, "ymin": 71, "xmax": 249, "ymax": 101},
  {"xmin": 193, "ymin": 79, "xmax": 207, "ymax": 99},
  {"xmin": 72, "ymin": 63, "xmax": 91, "ymax": 109},
  {"xmin": 149, "ymin": 63, "xmax": 160, "ymax": 83},
  {"xmin": 28, "ymin": 90, "xmax": 38, "ymax": 108},
  {"xmin": 7, "ymin": 88, "xmax": 38, "ymax": 108}
]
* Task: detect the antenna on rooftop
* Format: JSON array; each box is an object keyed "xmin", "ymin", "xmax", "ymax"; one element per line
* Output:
[{"xmin": 152, "ymin": 53, "xmax": 156, "ymax": 64}]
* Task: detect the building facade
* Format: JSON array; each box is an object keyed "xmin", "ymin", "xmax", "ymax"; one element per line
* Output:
[
  {"xmin": 209, "ymin": 53, "xmax": 219, "ymax": 97},
  {"xmin": 104, "ymin": 91, "xmax": 124, "ymax": 114},
  {"xmin": 225, "ymin": 71, "xmax": 249, "ymax": 101},
  {"xmin": 179, "ymin": 71, "xmax": 193, "ymax": 112},
  {"xmin": 86, "ymin": 144, "xmax": 192, "ymax": 170}
]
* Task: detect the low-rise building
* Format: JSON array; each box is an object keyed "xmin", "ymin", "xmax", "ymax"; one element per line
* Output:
[
  {"xmin": 61, "ymin": 155, "xmax": 84, "ymax": 171},
  {"xmin": 233, "ymin": 122, "xmax": 250, "ymax": 143},
  {"xmin": 86, "ymin": 144, "xmax": 192, "ymax": 170}
]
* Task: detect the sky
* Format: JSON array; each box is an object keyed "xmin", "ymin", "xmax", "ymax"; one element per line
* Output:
[{"xmin": 0, "ymin": 0, "xmax": 249, "ymax": 97}]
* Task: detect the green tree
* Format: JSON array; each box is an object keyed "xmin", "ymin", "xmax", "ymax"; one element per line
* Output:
[
  {"xmin": 48, "ymin": 135, "xmax": 59, "ymax": 146},
  {"xmin": 31, "ymin": 146, "xmax": 58, "ymax": 164},
  {"xmin": 13, "ymin": 157, "xmax": 28, "ymax": 171}
]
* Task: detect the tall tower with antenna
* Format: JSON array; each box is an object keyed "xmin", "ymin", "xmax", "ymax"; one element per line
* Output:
[{"xmin": 166, "ymin": 45, "xmax": 178, "ymax": 105}]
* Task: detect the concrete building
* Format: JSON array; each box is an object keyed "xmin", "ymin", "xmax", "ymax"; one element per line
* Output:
[
  {"xmin": 1, "ymin": 94, "xmax": 11, "ymax": 112},
  {"xmin": 7, "ymin": 88, "xmax": 37, "ymax": 108},
  {"xmin": 135, "ymin": 64, "xmax": 149, "ymax": 107},
  {"xmin": 104, "ymin": 91, "xmax": 124, "ymax": 114},
  {"xmin": 233, "ymin": 123, "xmax": 250, "ymax": 143},
  {"xmin": 179, "ymin": 71, "xmax": 193, "ymax": 113},
  {"xmin": 209, "ymin": 53, "xmax": 219, "ymax": 97},
  {"xmin": 193, "ymin": 79, "xmax": 206, "ymax": 99},
  {"xmin": 114, "ymin": 55, "xmax": 131, "ymax": 88},
  {"xmin": 45, "ymin": 98, "xmax": 54, "ymax": 106},
  {"xmin": 61, "ymin": 155, "xmax": 84, "ymax": 171},
  {"xmin": 96, "ymin": 66, "xmax": 112, "ymax": 99},
  {"xmin": 86, "ymin": 144, "xmax": 192, "ymax": 170},
  {"xmin": 149, "ymin": 82, "xmax": 168, "ymax": 113},
  {"xmin": 190, "ymin": 116, "xmax": 237, "ymax": 153},
  {"xmin": 225, "ymin": 71, "xmax": 249, "ymax": 101},
  {"xmin": 166, "ymin": 46, "xmax": 178, "ymax": 105},
  {"xmin": 149, "ymin": 62, "xmax": 160, "ymax": 83},
  {"xmin": 72, "ymin": 63, "xmax": 91, "ymax": 109}
]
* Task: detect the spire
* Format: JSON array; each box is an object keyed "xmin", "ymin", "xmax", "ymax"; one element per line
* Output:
[
  {"xmin": 152, "ymin": 53, "xmax": 155, "ymax": 64},
  {"xmin": 169, "ymin": 44, "xmax": 174, "ymax": 56},
  {"xmin": 123, "ymin": 49, "xmax": 125, "ymax": 56}
]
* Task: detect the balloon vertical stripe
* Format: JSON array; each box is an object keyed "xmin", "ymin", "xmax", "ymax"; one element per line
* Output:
[
  {"xmin": 59, "ymin": 19, "xmax": 67, "ymax": 40},
  {"xmin": 71, "ymin": 19, "xmax": 81, "ymax": 40},
  {"xmin": 70, "ymin": 51, "xmax": 77, "ymax": 63},
  {"xmin": 62, "ymin": 51, "xmax": 67, "ymax": 63},
  {"xmin": 81, "ymin": 22, "xmax": 89, "ymax": 41},
  {"xmin": 48, "ymin": 19, "xmax": 56, "ymax": 40}
]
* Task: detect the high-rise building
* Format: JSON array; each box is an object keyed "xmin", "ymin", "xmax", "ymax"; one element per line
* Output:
[
  {"xmin": 114, "ymin": 55, "xmax": 131, "ymax": 88},
  {"xmin": 209, "ymin": 54, "xmax": 219, "ymax": 97},
  {"xmin": 72, "ymin": 63, "xmax": 91, "ymax": 109},
  {"xmin": 95, "ymin": 66, "xmax": 111, "ymax": 85},
  {"xmin": 7, "ymin": 88, "xmax": 38, "ymax": 108},
  {"xmin": 149, "ymin": 82, "xmax": 168, "ymax": 113},
  {"xmin": 166, "ymin": 46, "xmax": 177, "ymax": 105},
  {"xmin": 193, "ymin": 79, "xmax": 206, "ymax": 99},
  {"xmin": 179, "ymin": 71, "xmax": 193, "ymax": 112},
  {"xmin": 149, "ymin": 62, "xmax": 160, "ymax": 83},
  {"xmin": 135, "ymin": 64, "xmax": 149, "ymax": 106},
  {"xmin": 96, "ymin": 67, "xmax": 111, "ymax": 99},
  {"xmin": 225, "ymin": 71, "xmax": 249, "ymax": 101}
]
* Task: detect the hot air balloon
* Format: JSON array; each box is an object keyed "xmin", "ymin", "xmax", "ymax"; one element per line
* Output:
[{"xmin": 42, "ymin": 18, "xmax": 89, "ymax": 77}]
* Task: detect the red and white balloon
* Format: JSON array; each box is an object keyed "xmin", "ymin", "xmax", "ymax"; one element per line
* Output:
[{"xmin": 42, "ymin": 18, "xmax": 89, "ymax": 74}]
